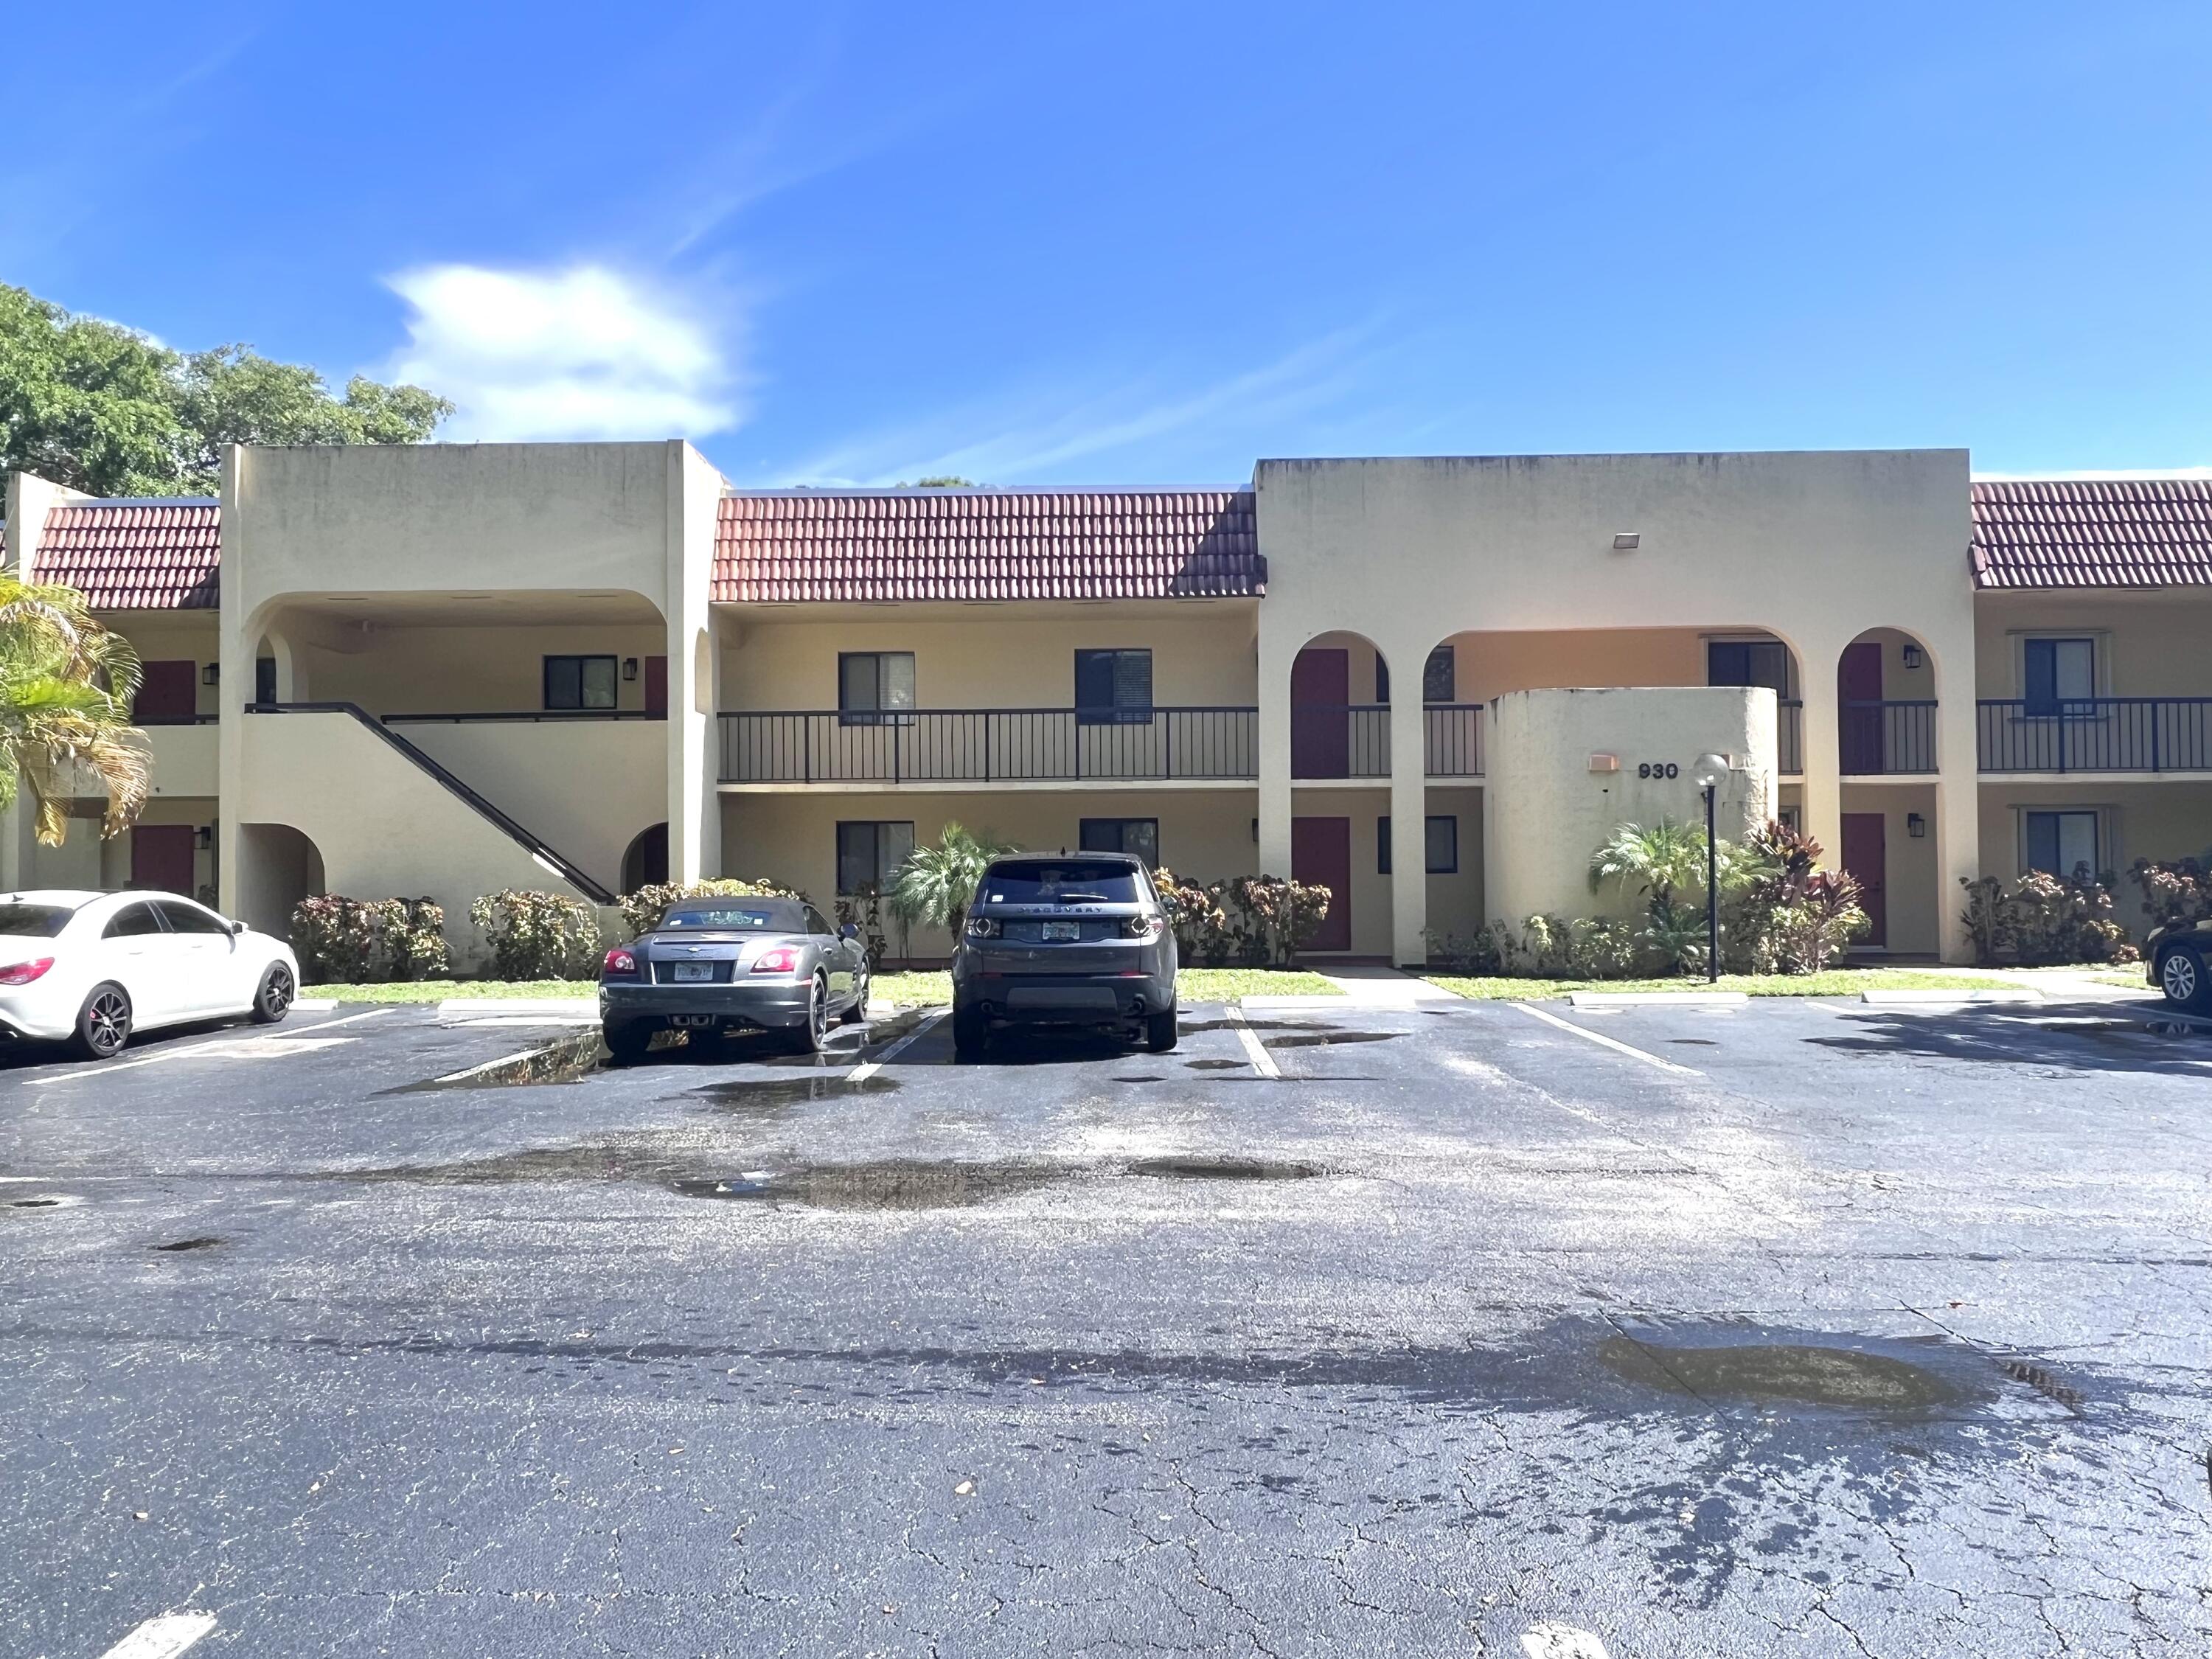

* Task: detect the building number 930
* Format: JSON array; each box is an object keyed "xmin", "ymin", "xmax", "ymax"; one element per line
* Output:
[{"xmin": 1637, "ymin": 762, "xmax": 1680, "ymax": 779}]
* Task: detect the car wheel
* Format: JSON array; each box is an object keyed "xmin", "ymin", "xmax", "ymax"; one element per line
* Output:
[
  {"xmin": 69, "ymin": 984, "xmax": 132, "ymax": 1061},
  {"xmin": 1144, "ymin": 1006, "xmax": 1179, "ymax": 1053},
  {"xmin": 248, "ymin": 962, "xmax": 296, "ymax": 1024},
  {"xmin": 2159, "ymin": 945, "xmax": 2211, "ymax": 1013},
  {"xmin": 603, "ymin": 1020, "xmax": 656, "ymax": 1063},
  {"xmin": 952, "ymin": 1002, "xmax": 988, "ymax": 1062},
  {"xmin": 840, "ymin": 964, "xmax": 870, "ymax": 1025},
  {"xmin": 790, "ymin": 974, "xmax": 830, "ymax": 1054}
]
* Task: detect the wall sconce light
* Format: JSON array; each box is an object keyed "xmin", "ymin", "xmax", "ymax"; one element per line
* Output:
[
  {"xmin": 194, "ymin": 826, "xmax": 213, "ymax": 850},
  {"xmin": 622, "ymin": 658, "xmax": 639, "ymax": 681},
  {"xmin": 1902, "ymin": 644, "xmax": 1924, "ymax": 669},
  {"xmin": 1612, "ymin": 532, "xmax": 1641, "ymax": 551},
  {"xmin": 201, "ymin": 662, "xmax": 220, "ymax": 686},
  {"xmin": 1907, "ymin": 813, "xmax": 1926, "ymax": 838}
]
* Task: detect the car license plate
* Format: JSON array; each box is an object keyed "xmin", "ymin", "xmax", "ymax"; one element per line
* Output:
[
  {"xmin": 1042, "ymin": 920, "xmax": 1081, "ymax": 942},
  {"xmin": 671, "ymin": 962, "xmax": 717, "ymax": 982}
]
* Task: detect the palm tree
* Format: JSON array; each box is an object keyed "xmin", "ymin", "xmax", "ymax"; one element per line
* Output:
[
  {"xmin": 1589, "ymin": 818, "xmax": 1729, "ymax": 975},
  {"xmin": 886, "ymin": 821, "xmax": 1016, "ymax": 941},
  {"xmin": 0, "ymin": 575, "xmax": 150, "ymax": 844}
]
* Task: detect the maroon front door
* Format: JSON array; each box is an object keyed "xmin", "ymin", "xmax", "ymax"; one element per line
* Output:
[
  {"xmin": 1838, "ymin": 641, "xmax": 1884, "ymax": 773},
  {"xmin": 1291, "ymin": 815, "xmax": 1352, "ymax": 953},
  {"xmin": 1290, "ymin": 648, "xmax": 1349, "ymax": 778},
  {"xmin": 644, "ymin": 655, "xmax": 668, "ymax": 717},
  {"xmin": 133, "ymin": 661, "xmax": 197, "ymax": 724},
  {"xmin": 1840, "ymin": 812, "xmax": 1887, "ymax": 947},
  {"xmin": 131, "ymin": 825, "xmax": 195, "ymax": 897}
]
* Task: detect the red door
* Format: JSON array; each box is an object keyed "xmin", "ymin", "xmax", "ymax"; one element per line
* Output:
[
  {"xmin": 1840, "ymin": 812, "xmax": 1887, "ymax": 947},
  {"xmin": 1291, "ymin": 649, "xmax": 1349, "ymax": 778},
  {"xmin": 643, "ymin": 655, "xmax": 668, "ymax": 717},
  {"xmin": 133, "ymin": 661, "xmax": 198, "ymax": 724},
  {"xmin": 1838, "ymin": 641, "xmax": 1884, "ymax": 774},
  {"xmin": 1291, "ymin": 816, "xmax": 1352, "ymax": 953},
  {"xmin": 131, "ymin": 825, "xmax": 195, "ymax": 897}
]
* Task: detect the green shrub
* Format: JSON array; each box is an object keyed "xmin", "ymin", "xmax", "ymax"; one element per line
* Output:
[
  {"xmin": 289, "ymin": 896, "xmax": 451, "ymax": 984},
  {"xmin": 620, "ymin": 877, "xmax": 803, "ymax": 941},
  {"xmin": 468, "ymin": 889, "xmax": 604, "ymax": 981},
  {"xmin": 835, "ymin": 886, "xmax": 890, "ymax": 968},
  {"xmin": 1728, "ymin": 821, "xmax": 1868, "ymax": 973},
  {"xmin": 1429, "ymin": 915, "xmax": 1639, "ymax": 978},
  {"xmin": 1958, "ymin": 871, "xmax": 2137, "ymax": 967}
]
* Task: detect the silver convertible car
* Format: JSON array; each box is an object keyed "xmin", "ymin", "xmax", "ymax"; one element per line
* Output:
[{"xmin": 598, "ymin": 896, "xmax": 869, "ymax": 1060}]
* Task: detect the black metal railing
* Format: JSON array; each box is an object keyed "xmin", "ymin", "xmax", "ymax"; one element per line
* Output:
[
  {"xmin": 1839, "ymin": 700, "xmax": 1938, "ymax": 774},
  {"xmin": 720, "ymin": 707, "xmax": 1258, "ymax": 784},
  {"xmin": 1778, "ymin": 700, "xmax": 1803, "ymax": 774},
  {"xmin": 1291, "ymin": 703, "xmax": 1389, "ymax": 778},
  {"xmin": 1423, "ymin": 704, "xmax": 1483, "ymax": 776},
  {"xmin": 246, "ymin": 701, "xmax": 616, "ymax": 902},
  {"xmin": 382, "ymin": 710, "xmax": 664, "ymax": 726},
  {"xmin": 1978, "ymin": 698, "xmax": 2212, "ymax": 773},
  {"xmin": 133, "ymin": 712, "xmax": 221, "ymax": 726}
]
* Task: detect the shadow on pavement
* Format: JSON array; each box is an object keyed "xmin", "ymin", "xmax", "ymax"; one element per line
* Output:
[{"xmin": 1807, "ymin": 998, "xmax": 2212, "ymax": 1077}]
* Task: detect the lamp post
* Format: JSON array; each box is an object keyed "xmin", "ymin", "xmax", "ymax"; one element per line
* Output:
[{"xmin": 1691, "ymin": 752, "xmax": 1731, "ymax": 984}]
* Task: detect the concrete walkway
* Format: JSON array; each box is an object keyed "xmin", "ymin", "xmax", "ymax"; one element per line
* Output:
[{"xmin": 1315, "ymin": 966, "xmax": 1459, "ymax": 1005}]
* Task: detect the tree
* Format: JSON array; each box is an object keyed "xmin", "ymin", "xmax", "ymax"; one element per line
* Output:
[
  {"xmin": 0, "ymin": 574, "xmax": 150, "ymax": 844},
  {"xmin": 1588, "ymin": 818, "xmax": 1724, "ymax": 975},
  {"xmin": 0, "ymin": 284, "xmax": 452, "ymax": 497},
  {"xmin": 886, "ymin": 821, "xmax": 1016, "ymax": 940},
  {"xmin": 898, "ymin": 476, "xmax": 976, "ymax": 488}
]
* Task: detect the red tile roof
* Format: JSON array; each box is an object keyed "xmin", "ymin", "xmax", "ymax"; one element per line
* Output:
[
  {"xmin": 35, "ymin": 499, "xmax": 221, "ymax": 609},
  {"xmin": 1971, "ymin": 479, "xmax": 2212, "ymax": 590},
  {"xmin": 712, "ymin": 489, "xmax": 1262, "ymax": 602}
]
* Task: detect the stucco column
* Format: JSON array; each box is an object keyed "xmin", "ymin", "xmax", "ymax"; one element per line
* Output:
[
  {"xmin": 1256, "ymin": 626, "xmax": 1294, "ymax": 878},
  {"xmin": 216, "ymin": 446, "xmax": 249, "ymax": 918},
  {"xmin": 1795, "ymin": 645, "xmax": 1843, "ymax": 872},
  {"xmin": 664, "ymin": 442, "xmax": 721, "ymax": 886},
  {"xmin": 1388, "ymin": 675, "xmax": 1428, "ymax": 967},
  {"xmin": 1932, "ymin": 648, "xmax": 1982, "ymax": 963}
]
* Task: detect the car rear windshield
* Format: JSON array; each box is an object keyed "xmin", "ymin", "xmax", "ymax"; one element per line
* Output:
[
  {"xmin": 658, "ymin": 901, "xmax": 803, "ymax": 932},
  {"xmin": 0, "ymin": 902, "xmax": 74, "ymax": 938},
  {"xmin": 978, "ymin": 861, "xmax": 1145, "ymax": 905}
]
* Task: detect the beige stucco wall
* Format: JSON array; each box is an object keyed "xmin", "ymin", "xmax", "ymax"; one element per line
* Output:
[
  {"xmin": 1484, "ymin": 686, "xmax": 1775, "ymax": 928},
  {"xmin": 97, "ymin": 796, "xmax": 222, "ymax": 898},
  {"xmin": 1978, "ymin": 779, "xmax": 2212, "ymax": 939},
  {"xmin": 1837, "ymin": 783, "xmax": 1941, "ymax": 956},
  {"xmin": 1972, "ymin": 593, "xmax": 2212, "ymax": 699},
  {"xmin": 400, "ymin": 722, "xmax": 664, "ymax": 892},
  {"xmin": 720, "ymin": 788, "xmax": 1260, "ymax": 961},
  {"xmin": 105, "ymin": 615, "xmax": 223, "ymax": 719},
  {"xmin": 1254, "ymin": 450, "xmax": 1980, "ymax": 961},
  {"xmin": 281, "ymin": 622, "xmax": 668, "ymax": 714},
  {"xmin": 1290, "ymin": 785, "xmax": 1484, "ymax": 957},
  {"xmin": 144, "ymin": 723, "xmax": 218, "ymax": 799}
]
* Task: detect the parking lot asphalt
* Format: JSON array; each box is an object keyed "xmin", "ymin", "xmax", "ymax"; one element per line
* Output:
[{"xmin": 3, "ymin": 992, "xmax": 2210, "ymax": 1657}]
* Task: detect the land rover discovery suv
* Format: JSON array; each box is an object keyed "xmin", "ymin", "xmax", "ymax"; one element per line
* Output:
[{"xmin": 950, "ymin": 852, "xmax": 1178, "ymax": 1060}]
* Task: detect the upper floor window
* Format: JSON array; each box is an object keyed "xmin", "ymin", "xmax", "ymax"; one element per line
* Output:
[
  {"xmin": 1708, "ymin": 639, "xmax": 1791, "ymax": 697},
  {"xmin": 1076, "ymin": 649, "xmax": 1152, "ymax": 726},
  {"xmin": 2023, "ymin": 638, "xmax": 2095, "ymax": 715},
  {"xmin": 1079, "ymin": 817, "xmax": 1159, "ymax": 868},
  {"xmin": 545, "ymin": 654, "xmax": 617, "ymax": 711},
  {"xmin": 1374, "ymin": 646, "xmax": 1458, "ymax": 705},
  {"xmin": 839, "ymin": 652, "xmax": 915, "ymax": 726}
]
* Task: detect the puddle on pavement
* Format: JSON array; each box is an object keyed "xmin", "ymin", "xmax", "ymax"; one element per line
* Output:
[
  {"xmin": 673, "ymin": 1159, "xmax": 1065, "ymax": 1211},
  {"xmin": 1669, "ymin": 1039, "xmax": 1719, "ymax": 1046},
  {"xmin": 1262, "ymin": 1030, "xmax": 1401, "ymax": 1048},
  {"xmin": 150, "ymin": 1237, "xmax": 223, "ymax": 1252},
  {"xmin": 10, "ymin": 1197, "xmax": 65, "ymax": 1208},
  {"xmin": 1598, "ymin": 1334, "xmax": 1956, "ymax": 1410},
  {"xmin": 1126, "ymin": 1156, "xmax": 1323, "ymax": 1181},
  {"xmin": 388, "ymin": 1026, "xmax": 608, "ymax": 1093},
  {"xmin": 1183, "ymin": 1057, "xmax": 1248, "ymax": 1071},
  {"xmin": 691, "ymin": 1075, "xmax": 902, "ymax": 1113}
]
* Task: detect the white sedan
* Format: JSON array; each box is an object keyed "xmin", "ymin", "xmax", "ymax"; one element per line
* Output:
[{"xmin": 0, "ymin": 890, "xmax": 299, "ymax": 1060}]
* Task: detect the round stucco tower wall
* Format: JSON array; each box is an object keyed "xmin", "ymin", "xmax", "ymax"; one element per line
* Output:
[{"xmin": 1483, "ymin": 686, "xmax": 1776, "ymax": 927}]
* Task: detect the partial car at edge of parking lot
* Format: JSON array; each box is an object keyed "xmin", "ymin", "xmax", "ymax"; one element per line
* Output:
[{"xmin": 2149, "ymin": 914, "xmax": 2212, "ymax": 1013}]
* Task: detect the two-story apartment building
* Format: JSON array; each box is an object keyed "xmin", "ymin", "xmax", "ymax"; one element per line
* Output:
[{"xmin": 2, "ymin": 443, "xmax": 2205, "ymax": 967}]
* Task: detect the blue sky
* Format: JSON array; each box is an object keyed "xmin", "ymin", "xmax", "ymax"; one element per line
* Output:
[{"xmin": 7, "ymin": 1, "xmax": 2210, "ymax": 485}]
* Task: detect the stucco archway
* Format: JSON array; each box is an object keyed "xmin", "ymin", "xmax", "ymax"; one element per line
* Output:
[{"xmin": 622, "ymin": 822, "xmax": 670, "ymax": 893}]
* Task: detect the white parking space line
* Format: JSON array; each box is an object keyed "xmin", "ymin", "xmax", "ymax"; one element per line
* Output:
[
  {"xmin": 850, "ymin": 1011, "xmax": 945, "ymax": 1081},
  {"xmin": 66, "ymin": 1008, "xmax": 392, "ymax": 1077},
  {"xmin": 1225, "ymin": 1006, "xmax": 1281, "ymax": 1079},
  {"xmin": 1512, "ymin": 1001, "xmax": 1700, "ymax": 1076},
  {"xmin": 97, "ymin": 1611, "xmax": 218, "ymax": 1659}
]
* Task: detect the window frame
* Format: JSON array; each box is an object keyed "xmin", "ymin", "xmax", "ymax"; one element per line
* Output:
[
  {"xmin": 1706, "ymin": 637, "xmax": 1792, "ymax": 699},
  {"xmin": 1078, "ymin": 817, "xmax": 1161, "ymax": 869},
  {"xmin": 837, "ymin": 651, "xmax": 917, "ymax": 727},
  {"xmin": 102, "ymin": 900, "xmax": 168, "ymax": 939},
  {"xmin": 543, "ymin": 653, "xmax": 619, "ymax": 712},
  {"xmin": 2021, "ymin": 635, "xmax": 2099, "ymax": 717},
  {"xmin": 1377, "ymin": 815, "xmax": 1459, "ymax": 874},
  {"xmin": 1074, "ymin": 648, "xmax": 1154, "ymax": 726},
  {"xmin": 835, "ymin": 820, "xmax": 917, "ymax": 897},
  {"xmin": 152, "ymin": 897, "xmax": 229, "ymax": 936},
  {"xmin": 2022, "ymin": 808, "xmax": 2102, "ymax": 881}
]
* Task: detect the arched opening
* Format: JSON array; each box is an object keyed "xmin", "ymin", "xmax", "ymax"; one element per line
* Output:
[
  {"xmin": 622, "ymin": 822, "xmax": 669, "ymax": 893},
  {"xmin": 235, "ymin": 821, "xmax": 324, "ymax": 939},
  {"xmin": 1287, "ymin": 630, "xmax": 1395, "ymax": 957},
  {"xmin": 1291, "ymin": 631, "xmax": 1389, "ymax": 780},
  {"xmin": 1836, "ymin": 627, "xmax": 1941, "ymax": 957},
  {"xmin": 1838, "ymin": 627, "xmax": 1937, "ymax": 776}
]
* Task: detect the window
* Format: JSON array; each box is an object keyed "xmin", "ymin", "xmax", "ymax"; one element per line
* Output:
[
  {"xmin": 1075, "ymin": 649, "xmax": 1152, "ymax": 725},
  {"xmin": 254, "ymin": 658, "xmax": 277, "ymax": 705},
  {"xmin": 838, "ymin": 652, "xmax": 916, "ymax": 725},
  {"xmin": 1375, "ymin": 646, "xmax": 1458, "ymax": 705},
  {"xmin": 1778, "ymin": 805, "xmax": 1802, "ymax": 832},
  {"xmin": 0, "ymin": 903, "xmax": 75, "ymax": 937},
  {"xmin": 2024, "ymin": 638, "xmax": 2096, "ymax": 715},
  {"xmin": 837, "ymin": 821, "xmax": 915, "ymax": 894},
  {"xmin": 153, "ymin": 899, "xmax": 228, "ymax": 936},
  {"xmin": 1079, "ymin": 818, "xmax": 1160, "ymax": 868},
  {"xmin": 979, "ymin": 860, "xmax": 1147, "ymax": 904},
  {"xmin": 2025, "ymin": 811, "xmax": 2100, "ymax": 880},
  {"xmin": 1708, "ymin": 639, "xmax": 1791, "ymax": 698},
  {"xmin": 102, "ymin": 901, "xmax": 165, "ymax": 939},
  {"xmin": 661, "ymin": 900, "xmax": 802, "ymax": 932},
  {"xmin": 1377, "ymin": 815, "xmax": 1459, "ymax": 874},
  {"xmin": 544, "ymin": 655, "xmax": 617, "ymax": 711},
  {"xmin": 803, "ymin": 904, "xmax": 836, "ymax": 936}
]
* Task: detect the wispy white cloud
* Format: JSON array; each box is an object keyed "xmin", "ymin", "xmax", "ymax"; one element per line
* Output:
[
  {"xmin": 1972, "ymin": 467, "xmax": 2212, "ymax": 480},
  {"xmin": 384, "ymin": 264, "xmax": 743, "ymax": 442},
  {"xmin": 785, "ymin": 324, "xmax": 1389, "ymax": 485}
]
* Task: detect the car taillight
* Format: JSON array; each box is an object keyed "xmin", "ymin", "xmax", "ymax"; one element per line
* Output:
[
  {"xmin": 966, "ymin": 916, "xmax": 1001, "ymax": 938},
  {"xmin": 1121, "ymin": 914, "xmax": 1164, "ymax": 940},
  {"xmin": 602, "ymin": 947, "xmax": 638, "ymax": 978},
  {"xmin": 0, "ymin": 957, "xmax": 53, "ymax": 986},
  {"xmin": 751, "ymin": 946, "xmax": 801, "ymax": 974}
]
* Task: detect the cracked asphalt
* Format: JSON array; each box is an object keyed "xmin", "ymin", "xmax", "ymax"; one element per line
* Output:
[{"xmin": 2, "ymin": 991, "xmax": 2209, "ymax": 1656}]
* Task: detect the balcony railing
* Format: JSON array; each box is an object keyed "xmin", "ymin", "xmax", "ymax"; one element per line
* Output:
[
  {"xmin": 1978, "ymin": 698, "xmax": 2212, "ymax": 773},
  {"xmin": 1778, "ymin": 700, "xmax": 1803, "ymax": 774},
  {"xmin": 1292, "ymin": 703, "xmax": 1388, "ymax": 778},
  {"xmin": 1424, "ymin": 705, "xmax": 1483, "ymax": 776},
  {"xmin": 1840, "ymin": 700, "xmax": 1938, "ymax": 775},
  {"xmin": 720, "ymin": 707, "xmax": 1258, "ymax": 784}
]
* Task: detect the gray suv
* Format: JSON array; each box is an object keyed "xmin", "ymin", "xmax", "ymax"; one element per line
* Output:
[{"xmin": 950, "ymin": 852, "xmax": 1178, "ymax": 1059}]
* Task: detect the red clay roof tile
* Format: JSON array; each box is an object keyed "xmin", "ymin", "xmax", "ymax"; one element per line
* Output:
[
  {"xmin": 35, "ymin": 499, "xmax": 221, "ymax": 610},
  {"xmin": 1971, "ymin": 479, "xmax": 2212, "ymax": 590},
  {"xmin": 712, "ymin": 489, "xmax": 1262, "ymax": 603}
]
